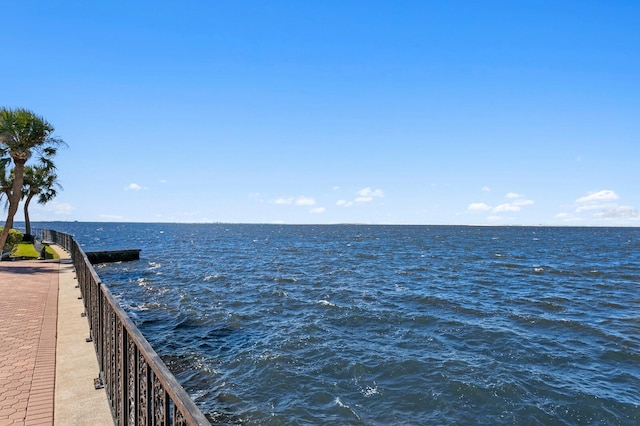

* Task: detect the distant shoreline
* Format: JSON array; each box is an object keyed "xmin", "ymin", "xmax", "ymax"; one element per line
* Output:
[{"xmin": 19, "ymin": 220, "xmax": 640, "ymax": 228}]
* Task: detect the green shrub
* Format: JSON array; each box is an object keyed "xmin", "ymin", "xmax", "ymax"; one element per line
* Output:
[{"xmin": 0, "ymin": 227, "xmax": 23, "ymax": 253}]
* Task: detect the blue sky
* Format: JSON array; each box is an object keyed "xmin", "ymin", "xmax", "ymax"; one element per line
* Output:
[{"xmin": 3, "ymin": 1, "xmax": 639, "ymax": 225}]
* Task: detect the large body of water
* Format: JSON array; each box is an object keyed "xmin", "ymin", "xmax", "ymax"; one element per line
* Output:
[{"xmin": 35, "ymin": 222, "xmax": 639, "ymax": 424}]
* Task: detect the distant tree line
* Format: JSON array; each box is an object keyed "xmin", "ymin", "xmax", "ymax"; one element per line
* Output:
[{"xmin": 0, "ymin": 107, "xmax": 65, "ymax": 255}]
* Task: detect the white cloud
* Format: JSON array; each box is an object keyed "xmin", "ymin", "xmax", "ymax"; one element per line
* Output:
[
  {"xmin": 125, "ymin": 183, "xmax": 147, "ymax": 191},
  {"xmin": 466, "ymin": 191, "xmax": 534, "ymax": 220},
  {"xmin": 295, "ymin": 196, "xmax": 316, "ymax": 206},
  {"xmin": 358, "ymin": 187, "xmax": 384, "ymax": 198},
  {"xmin": 576, "ymin": 190, "xmax": 619, "ymax": 203},
  {"xmin": 490, "ymin": 193, "xmax": 534, "ymax": 213},
  {"xmin": 337, "ymin": 187, "xmax": 384, "ymax": 207},
  {"xmin": 574, "ymin": 190, "xmax": 621, "ymax": 213},
  {"xmin": 481, "ymin": 186, "xmax": 491, "ymax": 192},
  {"xmin": 493, "ymin": 203, "xmax": 521, "ymax": 213},
  {"xmin": 569, "ymin": 190, "xmax": 640, "ymax": 223},
  {"xmin": 595, "ymin": 206, "xmax": 640, "ymax": 219},
  {"xmin": 468, "ymin": 202, "xmax": 491, "ymax": 212},
  {"xmin": 513, "ymin": 199, "xmax": 534, "ymax": 207},
  {"xmin": 355, "ymin": 196, "xmax": 373, "ymax": 203},
  {"xmin": 310, "ymin": 207, "xmax": 326, "ymax": 214}
]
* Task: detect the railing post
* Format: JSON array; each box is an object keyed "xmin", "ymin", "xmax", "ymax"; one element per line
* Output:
[
  {"xmin": 118, "ymin": 324, "xmax": 129, "ymax": 425},
  {"xmin": 97, "ymin": 283, "xmax": 104, "ymax": 377}
]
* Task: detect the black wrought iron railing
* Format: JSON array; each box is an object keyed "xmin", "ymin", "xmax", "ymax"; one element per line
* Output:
[{"xmin": 43, "ymin": 230, "xmax": 210, "ymax": 426}]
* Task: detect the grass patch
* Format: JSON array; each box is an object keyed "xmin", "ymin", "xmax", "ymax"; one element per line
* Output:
[
  {"xmin": 11, "ymin": 243, "xmax": 59, "ymax": 259},
  {"xmin": 12, "ymin": 242, "xmax": 40, "ymax": 259},
  {"xmin": 44, "ymin": 246, "xmax": 59, "ymax": 259}
]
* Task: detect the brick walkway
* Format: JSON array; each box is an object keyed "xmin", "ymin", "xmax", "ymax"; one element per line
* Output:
[{"xmin": 0, "ymin": 260, "xmax": 59, "ymax": 426}]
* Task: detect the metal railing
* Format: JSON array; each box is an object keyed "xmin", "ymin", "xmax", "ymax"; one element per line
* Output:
[{"xmin": 43, "ymin": 230, "xmax": 210, "ymax": 426}]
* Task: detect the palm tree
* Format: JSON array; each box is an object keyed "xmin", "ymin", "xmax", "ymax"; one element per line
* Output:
[
  {"xmin": 22, "ymin": 165, "xmax": 62, "ymax": 240},
  {"xmin": 0, "ymin": 108, "xmax": 64, "ymax": 254}
]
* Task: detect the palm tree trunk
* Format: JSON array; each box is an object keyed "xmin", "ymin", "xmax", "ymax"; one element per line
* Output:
[
  {"xmin": 24, "ymin": 194, "xmax": 35, "ymax": 240},
  {"xmin": 0, "ymin": 160, "xmax": 26, "ymax": 254}
]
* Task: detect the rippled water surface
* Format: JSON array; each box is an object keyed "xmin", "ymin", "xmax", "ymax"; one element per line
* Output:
[{"xmin": 37, "ymin": 223, "xmax": 639, "ymax": 424}]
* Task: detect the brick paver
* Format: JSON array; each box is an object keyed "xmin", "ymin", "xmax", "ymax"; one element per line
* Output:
[{"xmin": 0, "ymin": 260, "xmax": 59, "ymax": 426}]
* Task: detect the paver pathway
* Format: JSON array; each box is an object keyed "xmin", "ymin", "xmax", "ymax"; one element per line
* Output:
[{"xmin": 0, "ymin": 260, "xmax": 59, "ymax": 426}]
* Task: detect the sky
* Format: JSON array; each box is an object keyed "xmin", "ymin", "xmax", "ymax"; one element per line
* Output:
[{"xmin": 2, "ymin": 0, "xmax": 639, "ymax": 225}]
